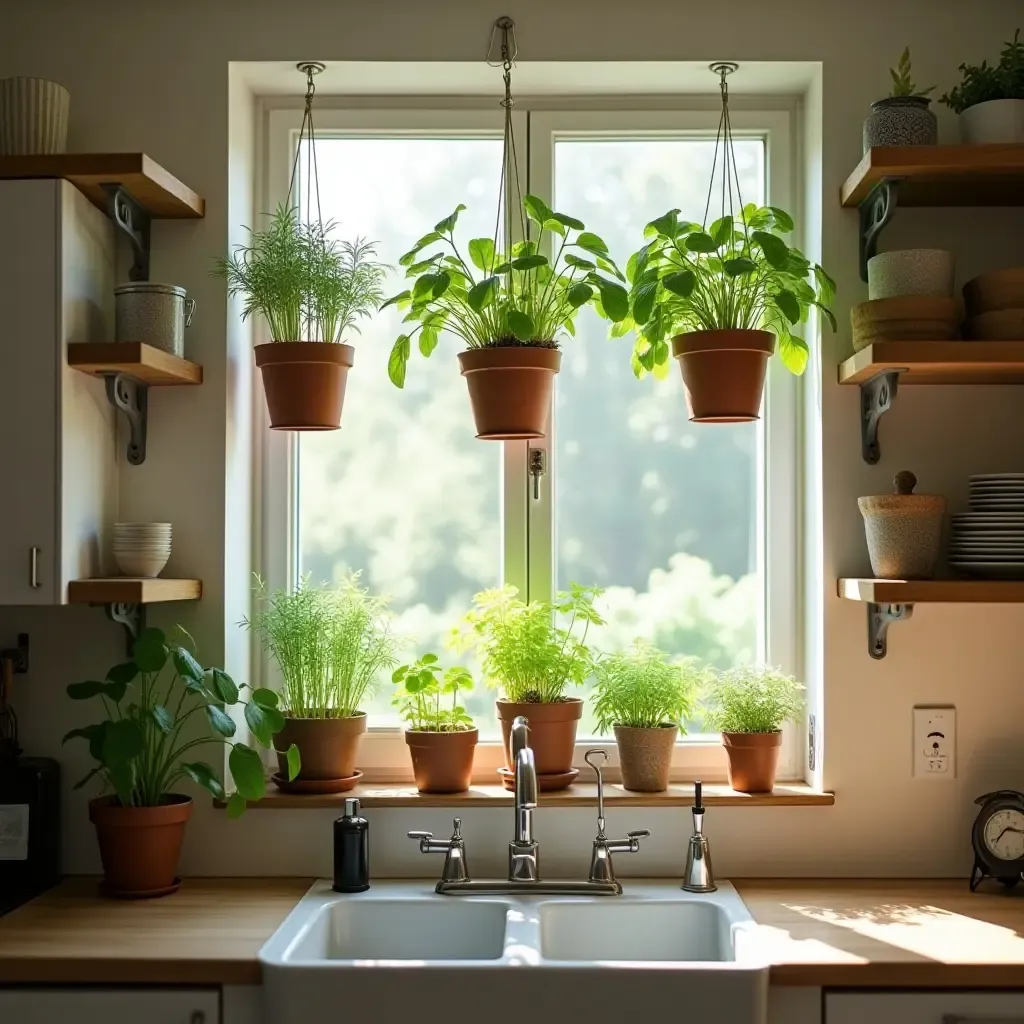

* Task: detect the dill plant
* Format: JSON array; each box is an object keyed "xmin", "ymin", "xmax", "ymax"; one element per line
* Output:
[{"xmin": 699, "ymin": 665, "xmax": 805, "ymax": 734}]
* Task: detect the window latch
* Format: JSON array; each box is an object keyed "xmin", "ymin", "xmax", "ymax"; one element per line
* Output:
[{"xmin": 529, "ymin": 449, "xmax": 546, "ymax": 500}]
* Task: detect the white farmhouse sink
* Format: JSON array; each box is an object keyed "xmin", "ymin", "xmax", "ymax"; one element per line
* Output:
[{"xmin": 260, "ymin": 880, "xmax": 768, "ymax": 1024}]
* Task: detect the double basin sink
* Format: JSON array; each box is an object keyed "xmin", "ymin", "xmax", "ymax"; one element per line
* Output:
[{"xmin": 260, "ymin": 880, "xmax": 769, "ymax": 1024}]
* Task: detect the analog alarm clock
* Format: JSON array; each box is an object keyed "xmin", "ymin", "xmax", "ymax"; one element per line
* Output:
[{"xmin": 971, "ymin": 790, "xmax": 1024, "ymax": 891}]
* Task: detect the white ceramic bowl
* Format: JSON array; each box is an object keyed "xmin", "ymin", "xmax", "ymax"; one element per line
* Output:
[
  {"xmin": 867, "ymin": 249, "xmax": 955, "ymax": 300},
  {"xmin": 114, "ymin": 550, "xmax": 170, "ymax": 578}
]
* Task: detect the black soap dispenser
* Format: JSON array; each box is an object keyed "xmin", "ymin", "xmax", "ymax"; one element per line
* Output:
[{"xmin": 333, "ymin": 797, "xmax": 370, "ymax": 892}]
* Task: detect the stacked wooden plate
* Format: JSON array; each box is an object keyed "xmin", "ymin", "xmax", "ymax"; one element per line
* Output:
[
  {"xmin": 963, "ymin": 268, "xmax": 1024, "ymax": 340},
  {"xmin": 851, "ymin": 296, "xmax": 959, "ymax": 352},
  {"xmin": 950, "ymin": 475, "xmax": 1024, "ymax": 578}
]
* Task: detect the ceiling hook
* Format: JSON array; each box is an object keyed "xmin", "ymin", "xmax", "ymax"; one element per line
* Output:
[{"xmin": 487, "ymin": 16, "xmax": 518, "ymax": 67}]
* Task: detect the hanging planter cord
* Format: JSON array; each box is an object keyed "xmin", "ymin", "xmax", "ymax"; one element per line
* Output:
[{"xmin": 703, "ymin": 62, "xmax": 749, "ymax": 243}]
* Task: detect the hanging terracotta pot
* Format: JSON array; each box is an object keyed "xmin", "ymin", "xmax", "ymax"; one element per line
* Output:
[
  {"xmin": 254, "ymin": 342, "xmax": 354, "ymax": 430},
  {"xmin": 458, "ymin": 347, "xmax": 560, "ymax": 439},
  {"xmin": 405, "ymin": 728, "xmax": 479, "ymax": 794},
  {"xmin": 613, "ymin": 724, "xmax": 678, "ymax": 792},
  {"xmin": 672, "ymin": 329, "xmax": 775, "ymax": 422},
  {"xmin": 89, "ymin": 794, "xmax": 192, "ymax": 898},
  {"xmin": 722, "ymin": 731, "xmax": 782, "ymax": 793},
  {"xmin": 275, "ymin": 713, "xmax": 366, "ymax": 789},
  {"xmin": 496, "ymin": 698, "xmax": 581, "ymax": 786}
]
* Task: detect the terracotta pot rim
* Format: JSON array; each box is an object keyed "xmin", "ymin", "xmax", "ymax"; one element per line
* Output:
[
  {"xmin": 496, "ymin": 697, "xmax": 584, "ymax": 720},
  {"xmin": 722, "ymin": 730, "xmax": 783, "ymax": 746},
  {"xmin": 496, "ymin": 696, "xmax": 584, "ymax": 707},
  {"xmin": 405, "ymin": 727, "xmax": 479, "ymax": 742},
  {"xmin": 89, "ymin": 794, "xmax": 193, "ymax": 826},
  {"xmin": 458, "ymin": 347, "xmax": 562, "ymax": 372},
  {"xmin": 282, "ymin": 710, "xmax": 367, "ymax": 722},
  {"xmin": 254, "ymin": 341, "xmax": 355, "ymax": 367},
  {"xmin": 672, "ymin": 329, "xmax": 776, "ymax": 357}
]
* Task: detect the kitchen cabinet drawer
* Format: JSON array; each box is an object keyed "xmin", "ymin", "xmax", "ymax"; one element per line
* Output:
[
  {"xmin": 0, "ymin": 987, "xmax": 219, "ymax": 1022},
  {"xmin": 827, "ymin": 992, "xmax": 1024, "ymax": 1024}
]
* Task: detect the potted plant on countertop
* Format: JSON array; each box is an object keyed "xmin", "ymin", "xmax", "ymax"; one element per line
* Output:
[
  {"xmin": 619, "ymin": 203, "xmax": 836, "ymax": 422},
  {"xmin": 454, "ymin": 583, "xmax": 603, "ymax": 790},
  {"xmin": 64, "ymin": 627, "xmax": 298, "ymax": 898},
  {"xmin": 244, "ymin": 573, "xmax": 397, "ymax": 793},
  {"xmin": 592, "ymin": 640, "xmax": 704, "ymax": 793},
  {"xmin": 941, "ymin": 29, "xmax": 1024, "ymax": 143},
  {"xmin": 216, "ymin": 204, "xmax": 387, "ymax": 430},
  {"xmin": 393, "ymin": 653, "xmax": 477, "ymax": 793},
  {"xmin": 699, "ymin": 665, "xmax": 805, "ymax": 794},
  {"xmin": 383, "ymin": 195, "xmax": 629, "ymax": 439},
  {"xmin": 863, "ymin": 47, "xmax": 937, "ymax": 151}
]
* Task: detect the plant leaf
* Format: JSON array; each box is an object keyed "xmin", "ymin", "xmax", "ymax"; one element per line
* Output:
[
  {"xmin": 565, "ymin": 253, "xmax": 595, "ymax": 271},
  {"xmin": 774, "ymin": 288, "xmax": 801, "ymax": 325},
  {"xmin": 467, "ymin": 276, "xmax": 499, "ymax": 312},
  {"xmin": 379, "ymin": 289, "xmax": 410, "ymax": 312},
  {"xmin": 647, "ymin": 209, "xmax": 681, "ymax": 238},
  {"xmin": 566, "ymin": 282, "xmax": 593, "ymax": 309},
  {"xmin": 752, "ymin": 230, "xmax": 790, "ymax": 269},
  {"xmin": 182, "ymin": 762, "xmax": 225, "ymax": 800},
  {"xmin": 285, "ymin": 743, "xmax": 301, "ymax": 781},
  {"xmin": 709, "ymin": 216, "xmax": 734, "ymax": 246},
  {"xmin": 412, "ymin": 272, "xmax": 440, "ymax": 300},
  {"xmin": 506, "ymin": 309, "xmax": 535, "ymax": 341},
  {"xmin": 768, "ymin": 207, "xmax": 795, "ymax": 232},
  {"xmin": 434, "ymin": 204, "xmax": 467, "ymax": 234},
  {"xmin": 419, "ymin": 324, "xmax": 439, "ymax": 356},
  {"xmin": 209, "ymin": 668, "xmax": 239, "ymax": 704},
  {"xmin": 404, "ymin": 255, "xmax": 442, "ymax": 277},
  {"xmin": 589, "ymin": 276, "xmax": 629, "ymax": 322},
  {"xmin": 662, "ymin": 270, "xmax": 696, "ymax": 298},
  {"xmin": 150, "ymin": 704, "xmax": 173, "ymax": 734},
  {"xmin": 67, "ymin": 679, "xmax": 113, "ymax": 701},
  {"xmin": 467, "ymin": 237, "xmax": 495, "ymax": 272},
  {"xmin": 206, "ymin": 704, "xmax": 237, "ymax": 738},
  {"xmin": 132, "ymin": 628, "xmax": 167, "ymax": 673},
  {"xmin": 631, "ymin": 281, "xmax": 659, "ymax": 325},
  {"xmin": 511, "ymin": 255, "xmax": 547, "ymax": 271},
  {"xmin": 225, "ymin": 793, "xmax": 247, "ymax": 818},
  {"xmin": 251, "ymin": 687, "xmax": 279, "ymax": 709},
  {"xmin": 684, "ymin": 232, "xmax": 718, "ymax": 253},
  {"xmin": 778, "ymin": 332, "xmax": 810, "ymax": 374},
  {"xmin": 172, "ymin": 647, "xmax": 203, "ymax": 685},
  {"xmin": 431, "ymin": 271, "xmax": 451, "ymax": 299},
  {"xmin": 522, "ymin": 194, "xmax": 554, "ymax": 227},
  {"xmin": 106, "ymin": 662, "xmax": 138, "ymax": 687},
  {"xmin": 399, "ymin": 232, "xmax": 441, "ymax": 266},
  {"xmin": 552, "ymin": 211, "xmax": 585, "ymax": 231},
  {"xmin": 102, "ymin": 719, "xmax": 145, "ymax": 765},
  {"xmin": 388, "ymin": 335, "xmax": 411, "ymax": 387},
  {"xmin": 723, "ymin": 257, "xmax": 757, "ymax": 277},
  {"xmin": 575, "ymin": 232, "xmax": 610, "ymax": 257},
  {"xmin": 229, "ymin": 742, "xmax": 266, "ymax": 801},
  {"xmin": 244, "ymin": 700, "xmax": 276, "ymax": 747}
]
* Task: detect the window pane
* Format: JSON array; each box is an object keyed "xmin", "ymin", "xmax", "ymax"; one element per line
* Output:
[
  {"xmin": 297, "ymin": 137, "xmax": 504, "ymax": 726},
  {"xmin": 553, "ymin": 137, "xmax": 765, "ymax": 736}
]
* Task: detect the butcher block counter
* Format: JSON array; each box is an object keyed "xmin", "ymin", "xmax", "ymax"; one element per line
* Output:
[{"xmin": 1, "ymin": 877, "xmax": 1023, "ymax": 987}]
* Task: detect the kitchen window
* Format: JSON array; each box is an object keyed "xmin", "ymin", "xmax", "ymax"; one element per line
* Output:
[{"xmin": 259, "ymin": 104, "xmax": 803, "ymax": 782}]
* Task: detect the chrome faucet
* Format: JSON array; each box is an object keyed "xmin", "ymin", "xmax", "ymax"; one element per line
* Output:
[{"xmin": 509, "ymin": 716, "xmax": 540, "ymax": 881}]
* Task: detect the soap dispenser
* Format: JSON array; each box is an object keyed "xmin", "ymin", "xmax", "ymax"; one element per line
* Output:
[
  {"xmin": 333, "ymin": 798, "xmax": 370, "ymax": 892},
  {"xmin": 681, "ymin": 780, "xmax": 716, "ymax": 892}
]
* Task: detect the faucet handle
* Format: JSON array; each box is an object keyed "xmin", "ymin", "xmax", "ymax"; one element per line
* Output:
[
  {"xmin": 627, "ymin": 829, "xmax": 651, "ymax": 841},
  {"xmin": 407, "ymin": 830, "xmax": 433, "ymax": 842}
]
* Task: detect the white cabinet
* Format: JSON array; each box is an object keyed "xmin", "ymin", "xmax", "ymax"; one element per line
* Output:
[
  {"xmin": 0, "ymin": 179, "xmax": 116, "ymax": 604},
  {"xmin": 0, "ymin": 987, "xmax": 220, "ymax": 1022},
  {"xmin": 827, "ymin": 992, "xmax": 1024, "ymax": 1023}
]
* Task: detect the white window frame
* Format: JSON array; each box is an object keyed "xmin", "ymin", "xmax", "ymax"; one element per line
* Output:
[{"xmin": 258, "ymin": 103, "xmax": 804, "ymax": 784}]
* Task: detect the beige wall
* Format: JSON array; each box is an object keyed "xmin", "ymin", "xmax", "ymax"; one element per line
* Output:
[{"xmin": 3, "ymin": 0, "xmax": 1023, "ymax": 879}]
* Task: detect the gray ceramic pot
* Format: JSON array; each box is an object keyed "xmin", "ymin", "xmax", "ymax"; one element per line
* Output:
[
  {"xmin": 863, "ymin": 97, "xmax": 937, "ymax": 152},
  {"xmin": 858, "ymin": 471, "xmax": 946, "ymax": 580}
]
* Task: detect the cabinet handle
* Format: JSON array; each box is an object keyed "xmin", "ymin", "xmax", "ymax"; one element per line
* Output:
[{"xmin": 29, "ymin": 547, "xmax": 40, "ymax": 589}]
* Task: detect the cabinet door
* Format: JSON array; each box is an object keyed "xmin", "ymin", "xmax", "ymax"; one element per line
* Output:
[
  {"xmin": 0, "ymin": 987, "xmax": 220, "ymax": 1023},
  {"xmin": 0, "ymin": 179, "xmax": 58, "ymax": 604},
  {"xmin": 827, "ymin": 991, "xmax": 1024, "ymax": 1024}
]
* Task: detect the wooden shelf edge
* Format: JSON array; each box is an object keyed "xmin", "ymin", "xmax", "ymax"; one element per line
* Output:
[
  {"xmin": 68, "ymin": 343, "xmax": 203, "ymax": 386},
  {"xmin": 838, "ymin": 341, "xmax": 1024, "ymax": 386},
  {"xmin": 68, "ymin": 578, "xmax": 202, "ymax": 605},
  {"xmin": 839, "ymin": 578, "xmax": 1024, "ymax": 603}
]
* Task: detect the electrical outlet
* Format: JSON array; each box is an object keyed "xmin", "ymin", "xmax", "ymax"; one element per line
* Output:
[{"xmin": 913, "ymin": 705, "xmax": 956, "ymax": 779}]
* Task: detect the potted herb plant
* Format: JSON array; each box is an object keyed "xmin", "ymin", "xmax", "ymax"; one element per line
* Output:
[
  {"xmin": 699, "ymin": 665, "xmax": 805, "ymax": 794},
  {"xmin": 392, "ymin": 654, "xmax": 476, "ymax": 793},
  {"xmin": 64, "ymin": 627, "xmax": 297, "ymax": 898},
  {"xmin": 592, "ymin": 641, "xmax": 704, "ymax": 793},
  {"xmin": 940, "ymin": 30, "xmax": 1024, "ymax": 143},
  {"xmin": 454, "ymin": 584, "xmax": 603, "ymax": 789},
  {"xmin": 621, "ymin": 205, "xmax": 836, "ymax": 421},
  {"xmin": 863, "ymin": 47, "xmax": 937, "ymax": 151},
  {"xmin": 383, "ymin": 196, "xmax": 629, "ymax": 439},
  {"xmin": 216, "ymin": 204, "xmax": 386, "ymax": 430},
  {"xmin": 245, "ymin": 574, "xmax": 397, "ymax": 792}
]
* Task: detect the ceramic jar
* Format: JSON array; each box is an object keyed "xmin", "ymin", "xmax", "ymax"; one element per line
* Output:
[
  {"xmin": 867, "ymin": 249, "xmax": 955, "ymax": 300},
  {"xmin": 115, "ymin": 282, "xmax": 195, "ymax": 357},
  {"xmin": 863, "ymin": 97, "xmax": 937, "ymax": 151},
  {"xmin": 858, "ymin": 471, "xmax": 946, "ymax": 580},
  {"xmin": 0, "ymin": 77, "xmax": 69, "ymax": 155},
  {"xmin": 959, "ymin": 99, "xmax": 1024, "ymax": 144}
]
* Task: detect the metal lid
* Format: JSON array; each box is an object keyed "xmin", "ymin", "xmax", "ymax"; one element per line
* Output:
[
  {"xmin": 859, "ymin": 470, "xmax": 946, "ymax": 514},
  {"xmin": 344, "ymin": 798, "xmax": 360, "ymax": 818},
  {"xmin": 114, "ymin": 282, "xmax": 187, "ymax": 297}
]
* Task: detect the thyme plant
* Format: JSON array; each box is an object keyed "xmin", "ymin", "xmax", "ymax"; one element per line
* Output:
[
  {"xmin": 941, "ymin": 30, "xmax": 1024, "ymax": 112},
  {"xmin": 392, "ymin": 654, "xmax": 475, "ymax": 732},
  {"xmin": 699, "ymin": 665, "xmax": 805, "ymax": 734}
]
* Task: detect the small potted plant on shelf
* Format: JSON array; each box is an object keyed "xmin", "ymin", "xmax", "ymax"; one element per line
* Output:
[
  {"xmin": 453, "ymin": 583, "xmax": 603, "ymax": 790},
  {"xmin": 393, "ymin": 653, "xmax": 477, "ymax": 793},
  {"xmin": 620, "ymin": 205, "xmax": 836, "ymax": 422},
  {"xmin": 940, "ymin": 29, "xmax": 1024, "ymax": 143},
  {"xmin": 592, "ymin": 640, "xmax": 704, "ymax": 793},
  {"xmin": 216, "ymin": 204, "xmax": 387, "ymax": 430},
  {"xmin": 383, "ymin": 196, "xmax": 629, "ymax": 439},
  {"xmin": 64, "ymin": 627, "xmax": 298, "ymax": 898},
  {"xmin": 699, "ymin": 665, "xmax": 805, "ymax": 794},
  {"xmin": 244, "ymin": 573, "xmax": 397, "ymax": 793},
  {"xmin": 863, "ymin": 47, "xmax": 937, "ymax": 151}
]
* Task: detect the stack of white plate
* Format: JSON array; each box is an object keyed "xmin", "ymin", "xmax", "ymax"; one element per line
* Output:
[
  {"xmin": 950, "ymin": 475, "xmax": 1024, "ymax": 578},
  {"xmin": 113, "ymin": 522, "xmax": 171, "ymax": 578}
]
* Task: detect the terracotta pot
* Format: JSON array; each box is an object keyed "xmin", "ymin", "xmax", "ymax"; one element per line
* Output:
[
  {"xmin": 497, "ymin": 698, "xmax": 582, "ymax": 779},
  {"xmin": 722, "ymin": 731, "xmax": 782, "ymax": 793},
  {"xmin": 671, "ymin": 330, "xmax": 775, "ymax": 422},
  {"xmin": 405, "ymin": 728, "xmax": 479, "ymax": 793},
  {"xmin": 275, "ymin": 713, "xmax": 366, "ymax": 782},
  {"xmin": 89, "ymin": 794, "xmax": 192, "ymax": 897},
  {"xmin": 458, "ymin": 347, "xmax": 560, "ymax": 439},
  {"xmin": 613, "ymin": 724, "xmax": 678, "ymax": 792},
  {"xmin": 254, "ymin": 341, "xmax": 354, "ymax": 430}
]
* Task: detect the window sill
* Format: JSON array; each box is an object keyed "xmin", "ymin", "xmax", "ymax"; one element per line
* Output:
[{"xmin": 225, "ymin": 781, "xmax": 833, "ymax": 810}]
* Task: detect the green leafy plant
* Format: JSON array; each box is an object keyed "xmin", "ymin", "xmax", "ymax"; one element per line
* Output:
[
  {"xmin": 888, "ymin": 47, "xmax": 935, "ymax": 99},
  {"xmin": 941, "ymin": 30, "xmax": 1024, "ymax": 112},
  {"xmin": 618, "ymin": 205, "xmax": 836, "ymax": 377},
  {"xmin": 699, "ymin": 665, "xmax": 805, "ymax": 734},
  {"xmin": 452, "ymin": 583, "xmax": 604, "ymax": 703},
  {"xmin": 63, "ymin": 627, "xmax": 298, "ymax": 819},
  {"xmin": 244, "ymin": 573, "xmax": 398, "ymax": 717},
  {"xmin": 215, "ymin": 203, "xmax": 387, "ymax": 343},
  {"xmin": 592, "ymin": 640, "xmax": 704, "ymax": 732},
  {"xmin": 392, "ymin": 654, "xmax": 475, "ymax": 732},
  {"xmin": 382, "ymin": 196, "xmax": 630, "ymax": 387}
]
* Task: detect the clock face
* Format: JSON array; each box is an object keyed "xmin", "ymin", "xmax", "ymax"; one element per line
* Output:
[{"xmin": 984, "ymin": 808, "xmax": 1024, "ymax": 863}]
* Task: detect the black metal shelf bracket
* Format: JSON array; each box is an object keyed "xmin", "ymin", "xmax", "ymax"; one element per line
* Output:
[
  {"xmin": 103, "ymin": 372, "xmax": 148, "ymax": 466},
  {"xmin": 860, "ymin": 370, "xmax": 900, "ymax": 464},
  {"xmin": 868, "ymin": 602, "xmax": 913, "ymax": 659},
  {"xmin": 104, "ymin": 602, "xmax": 145, "ymax": 656},
  {"xmin": 859, "ymin": 178, "xmax": 900, "ymax": 281},
  {"xmin": 101, "ymin": 182, "xmax": 151, "ymax": 282}
]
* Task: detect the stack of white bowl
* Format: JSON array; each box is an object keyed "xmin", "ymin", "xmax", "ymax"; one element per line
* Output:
[
  {"xmin": 113, "ymin": 522, "xmax": 171, "ymax": 578},
  {"xmin": 949, "ymin": 476, "xmax": 1024, "ymax": 578}
]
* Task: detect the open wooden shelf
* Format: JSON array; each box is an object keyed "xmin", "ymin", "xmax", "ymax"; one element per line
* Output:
[
  {"xmin": 839, "ymin": 578, "xmax": 1024, "ymax": 604},
  {"xmin": 68, "ymin": 578, "xmax": 202, "ymax": 605},
  {"xmin": 838, "ymin": 341, "xmax": 1024, "ymax": 385},
  {"xmin": 0, "ymin": 153, "xmax": 204, "ymax": 218},
  {"xmin": 841, "ymin": 144, "xmax": 1024, "ymax": 207},
  {"xmin": 68, "ymin": 343, "xmax": 202, "ymax": 386}
]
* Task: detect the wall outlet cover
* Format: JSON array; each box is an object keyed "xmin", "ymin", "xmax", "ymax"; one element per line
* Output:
[{"xmin": 913, "ymin": 705, "xmax": 956, "ymax": 780}]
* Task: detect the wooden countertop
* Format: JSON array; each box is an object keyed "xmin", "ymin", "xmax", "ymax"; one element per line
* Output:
[{"xmin": 2, "ymin": 878, "xmax": 1024, "ymax": 987}]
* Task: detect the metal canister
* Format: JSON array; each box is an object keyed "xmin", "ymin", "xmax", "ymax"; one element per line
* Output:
[{"xmin": 114, "ymin": 282, "xmax": 195, "ymax": 357}]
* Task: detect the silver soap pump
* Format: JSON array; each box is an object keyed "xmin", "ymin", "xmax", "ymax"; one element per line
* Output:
[{"xmin": 681, "ymin": 780, "xmax": 716, "ymax": 893}]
